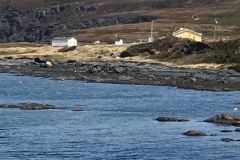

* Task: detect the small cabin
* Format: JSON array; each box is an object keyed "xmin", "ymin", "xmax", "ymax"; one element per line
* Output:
[
  {"xmin": 52, "ymin": 37, "xmax": 77, "ymax": 47},
  {"xmin": 115, "ymin": 39, "xmax": 123, "ymax": 45},
  {"xmin": 137, "ymin": 37, "xmax": 154, "ymax": 43},
  {"xmin": 173, "ymin": 28, "xmax": 202, "ymax": 42},
  {"xmin": 137, "ymin": 38, "xmax": 149, "ymax": 43}
]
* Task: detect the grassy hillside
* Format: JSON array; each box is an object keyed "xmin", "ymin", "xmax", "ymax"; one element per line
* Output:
[{"xmin": 0, "ymin": 0, "xmax": 240, "ymax": 43}]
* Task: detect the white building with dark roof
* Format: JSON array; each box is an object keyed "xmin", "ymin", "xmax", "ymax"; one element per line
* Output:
[{"xmin": 52, "ymin": 37, "xmax": 77, "ymax": 47}]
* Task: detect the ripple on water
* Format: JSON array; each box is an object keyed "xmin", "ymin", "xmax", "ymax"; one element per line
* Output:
[{"xmin": 0, "ymin": 73, "xmax": 240, "ymax": 159}]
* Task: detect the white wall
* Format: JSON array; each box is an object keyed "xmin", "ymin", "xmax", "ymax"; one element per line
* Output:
[
  {"xmin": 52, "ymin": 40, "xmax": 68, "ymax": 47},
  {"xmin": 52, "ymin": 38, "xmax": 77, "ymax": 47},
  {"xmin": 115, "ymin": 39, "xmax": 123, "ymax": 45},
  {"xmin": 67, "ymin": 38, "xmax": 77, "ymax": 47}
]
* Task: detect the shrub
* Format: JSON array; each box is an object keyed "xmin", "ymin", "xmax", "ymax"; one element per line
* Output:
[
  {"xmin": 58, "ymin": 46, "xmax": 77, "ymax": 52},
  {"xmin": 235, "ymin": 64, "xmax": 240, "ymax": 72},
  {"xmin": 167, "ymin": 51, "xmax": 185, "ymax": 60}
]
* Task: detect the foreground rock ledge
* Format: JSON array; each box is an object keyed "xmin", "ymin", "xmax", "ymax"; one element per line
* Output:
[
  {"xmin": 204, "ymin": 113, "xmax": 240, "ymax": 126},
  {"xmin": 1, "ymin": 60, "xmax": 240, "ymax": 91},
  {"xmin": 0, "ymin": 103, "xmax": 64, "ymax": 110}
]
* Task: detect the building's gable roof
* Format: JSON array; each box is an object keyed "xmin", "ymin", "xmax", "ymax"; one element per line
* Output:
[
  {"xmin": 125, "ymin": 38, "xmax": 137, "ymax": 43},
  {"xmin": 52, "ymin": 37, "xmax": 74, "ymax": 41},
  {"xmin": 173, "ymin": 29, "xmax": 202, "ymax": 36},
  {"xmin": 115, "ymin": 39, "xmax": 123, "ymax": 42}
]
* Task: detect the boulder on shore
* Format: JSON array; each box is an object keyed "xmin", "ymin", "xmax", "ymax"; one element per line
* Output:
[
  {"xmin": 34, "ymin": 57, "xmax": 46, "ymax": 63},
  {"xmin": 183, "ymin": 130, "xmax": 207, "ymax": 136},
  {"xmin": 0, "ymin": 103, "xmax": 64, "ymax": 110},
  {"xmin": 204, "ymin": 113, "xmax": 240, "ymax": 126}
]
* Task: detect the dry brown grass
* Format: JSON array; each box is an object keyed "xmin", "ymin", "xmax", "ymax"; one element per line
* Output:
[
  {"xmin": 0, "ymin": 42, "xmax": 231, "ymax": 70},
  {"xmin": 0, "ymin": 43, "xmax": 45, "ymax": 48},
  {"xmin": 71, "ymin": 0, "xmax": 240, "ymax": 43},
  {"xmin": 0, "ymin": 43, "xmax": 131, "ymax": 61}
]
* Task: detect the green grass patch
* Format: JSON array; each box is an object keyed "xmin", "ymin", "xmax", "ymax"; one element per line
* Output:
[
  {"xmin": 44, "ymin": 54, "xmax": 68, "ymax": 61},
  {"xmin": 235, "ymin": 64, "xmax": 240, "ymax": 72},
  {"xmin": 0, "ymin": 50, "xmax": 18, "ymax": 55}
]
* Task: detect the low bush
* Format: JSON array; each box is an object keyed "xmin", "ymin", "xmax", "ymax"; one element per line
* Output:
[
  {"xmin": 235, "ymin": 64, "xmax": 240, "ymax": 72},
  {"xmin": 58, "ymin": 46, "xmax": 77, "ymax": 52},
  {"xmin": 0, "ymin": 50, "xmax": 16, "ymax": 55}
]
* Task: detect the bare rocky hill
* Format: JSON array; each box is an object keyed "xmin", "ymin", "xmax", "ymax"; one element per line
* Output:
[{"xmin": 0, "ymin": 0, "xmax": 236, "ymax": 43}]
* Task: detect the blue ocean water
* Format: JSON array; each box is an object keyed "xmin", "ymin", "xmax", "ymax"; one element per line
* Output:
[{"xmin": 0, "ymin": 73, "xmax": 240, "ymax": 160}]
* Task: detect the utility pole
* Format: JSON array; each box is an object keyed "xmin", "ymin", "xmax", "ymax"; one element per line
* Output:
[
  {"xmin": 214, "ymin": 18, "xmax": 217, "ymax": 41},
  {"xmin": 151, "ymin": 20, "xmax": 153, "ymax": 38}
]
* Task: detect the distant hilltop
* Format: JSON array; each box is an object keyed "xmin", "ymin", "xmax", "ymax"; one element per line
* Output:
[{"xmin": 0, "ymin": 0, "xmax": 237, "ymax": 43}]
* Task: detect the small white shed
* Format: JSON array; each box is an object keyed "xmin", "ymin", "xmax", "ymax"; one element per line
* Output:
[
  {"xmin": 115, "ymin": 39, "xmax": 123, "ymax": 45},
  {"xmin": 52, "ymin": 37, "xmax": 77, "ymax": 47}
]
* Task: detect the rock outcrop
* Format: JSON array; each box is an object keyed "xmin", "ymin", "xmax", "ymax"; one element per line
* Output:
[
  {"xmin": 1, "ymin": 60, "xmax": 240, "ymax": 91},
  {"xmin": 0, "ymin": 103, "xmax": 64, "ymax": 110},
  {"xmin": 220, "ymin": 129, "xmax": 232, "ymax": 132},
  {"xmin": 183, "ymin": 130, "xmax": 207, "ymax": 136},
  {"xmin": 0, "ymin": 0, "xmax": 230, "ymax": 43},
  {"xmin": 71, "ymin": 107, "xmax": 84, "ymax": 112},
  {"xmin": 221, "ymin": 138, "xmax": 235, "ymax": 142},
  {"xmin": 156, "ymin": 116, "xmax": 189, "ymax": 122},
  {"xmin": 120, "ymin": 38, "xmax": 212, "ymax": 58},
  {"xmin": 235, "ymin": 128, "xmax": 240, "ymax": 131},
  {"xmin": 204, "ymin": 113, "xmax": 240, "ymax": 126},
  {"xmin": 0, "ymin": 2, "xmax": 157, "ymax": 43}
]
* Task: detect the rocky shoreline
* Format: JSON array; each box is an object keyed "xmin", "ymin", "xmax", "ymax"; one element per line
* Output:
[
  {"xmin": 156, "ymin": 114, "xmax": 240, "ymax": 142},
  {"xmin": 1, "ymin": 59, "xmax": 240, "ymax": 91}
]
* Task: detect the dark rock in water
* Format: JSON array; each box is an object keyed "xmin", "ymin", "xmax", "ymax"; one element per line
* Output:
[
  {"xmin": 34, "ymin": 57, "xmax": 46, "ymax": 63},
  {"xmin": 221, "ymin": 138, "xmax": 234, "ymax": 142},
  {"xmin": 235, "ymin": 102, "xmax": 240, "ymax": 105},
  {"xmin": 210, "ymin": 134, "xmax": 217, "ymax": 136},
  {"xmin": 0, "ymin": 103, "xmax": 64, "ymax": 110},
  {"xmin": 204, "ymin": 113, "xmax": 240, "ymax": 125},
  {"xmin": 235, "ymin": 128, "xmax": 240, "ymax": 131},
  {"xmin": 156, "ymin": 116, "xmax": 177, "ymax": 122},
  {"xmin": 183, "ymin": 130, "xmax": 207, "ymax": 136},
  {"xmin": 232, "ymin": 122, "xmax": 240, "ymax": 127},
  {"xmin": 71, "ymin": 107, "xmax": 84, "ymax": 111},
  {"xmin": 0, "ymin": 103, "xmax": 20, "ymax": 108},
  {"xmin": 156, "ymin": 116, "xmax": 189, "ymax": 122},
  {"xmin": 220, "ymin": 129, "xmax": 232, "ymax": 132},
  {"xmin": 177, "ymin": 118, "xmax": 190, "ymax": 122}
]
